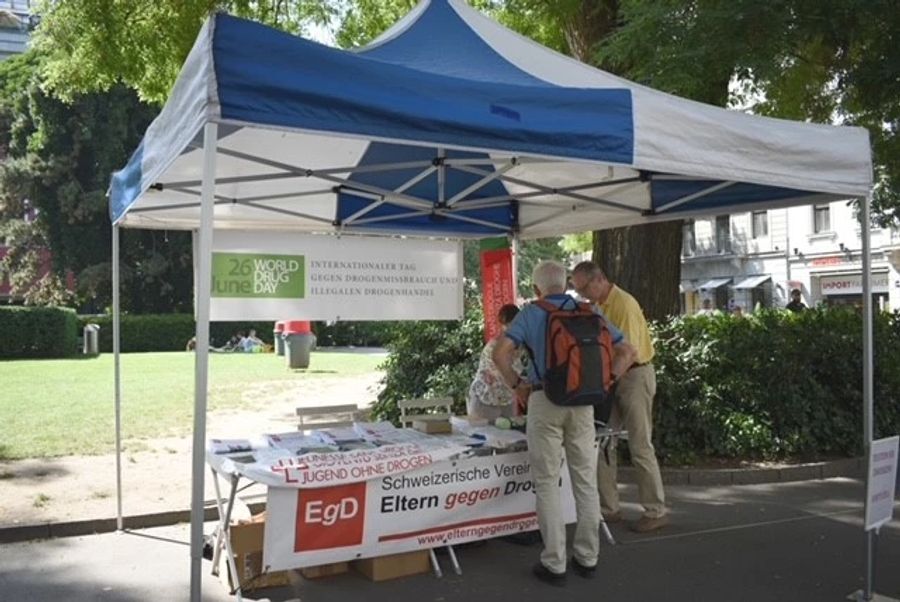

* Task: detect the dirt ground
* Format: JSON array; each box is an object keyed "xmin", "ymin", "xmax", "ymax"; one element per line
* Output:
[{"xmin": 0, "ymin": 366, "xmax": 386, "ymax": 528}]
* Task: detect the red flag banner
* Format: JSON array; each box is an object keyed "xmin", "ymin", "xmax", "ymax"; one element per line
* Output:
[{"xmin": 480, "ymin": 248, "xmax": 515, "ymax": 342}]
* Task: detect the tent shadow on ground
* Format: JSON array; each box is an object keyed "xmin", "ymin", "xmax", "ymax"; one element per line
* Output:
[{"xmin": 0, "ymin": 456, "xmax": 71, "ymax": 479}]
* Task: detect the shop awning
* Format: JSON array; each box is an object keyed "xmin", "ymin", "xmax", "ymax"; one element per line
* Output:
[
  {"xmin": 698, "ymin": 277, "xmax": 731, "ymax": 290},
  {"xmin": 679, "ymin": 280, "xmax": 697, "ymax": 293},
  {"xmin": 733, "ymin": 275, "xmax": 771, "ymax": 289}
]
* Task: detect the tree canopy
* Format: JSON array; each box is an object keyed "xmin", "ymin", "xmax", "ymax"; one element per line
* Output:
[
  {"xmin": 32, "ymin": 0, "xmax": 337, "ymax": 105},
  {"xmin": 32, "ymin": 1, "xmax": 895, "ymax": 217},
  {"xmin": 18, "ymin": 0, "xmax": 896, "ymax": 317},
  {"xmin": 598, "ymin": 0, "xmax": 899, "ymax": 222},
  {"xmin": 0, "ymin": 52, "xmax": 196, "ymax": 311}
]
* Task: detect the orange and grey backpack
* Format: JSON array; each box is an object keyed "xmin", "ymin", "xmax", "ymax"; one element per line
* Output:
[{"xmin": 529, "ymin": 297, "xmax": 615, "ymax": 412}]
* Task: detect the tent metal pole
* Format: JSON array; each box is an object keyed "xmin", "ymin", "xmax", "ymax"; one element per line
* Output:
[
  {"xmin": 112, "ymin": 224, "xmax": 123, "ymax": 531},
  {"xmin": 438, "ymin": 148, "xmax": 446, "ymax": 205},
  {"xmin": 861, "ymin": 192, "xmax": 875, "ymax": 601},
  {"xmin": 190, "ymin": 121, "xmax": 218, "ymax": 602},
  {"xmin": 785, "ymin": 209, "xmax": 792, "ymax": 283},
  {"xmin": 510, "ymin": 234, "xmax": 519, "ymax": 301}
]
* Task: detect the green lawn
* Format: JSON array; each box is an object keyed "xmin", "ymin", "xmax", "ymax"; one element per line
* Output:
[{"xmin": 0, "ymin": 350, "xmax": 384, "ymax": 460}]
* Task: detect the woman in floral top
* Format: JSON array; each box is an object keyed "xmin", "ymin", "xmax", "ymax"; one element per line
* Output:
[{"xmin": 467, "ymin": 304, "xmax": 529, "ymax": 420}]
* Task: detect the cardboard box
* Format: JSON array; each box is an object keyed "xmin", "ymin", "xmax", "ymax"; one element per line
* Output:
[
  {"xmin": 218, "ymin": 520, "xmax": 292, "ymax": 592},
  {"xmin": 300, "ymin": 561, "xmax": 350, "ymax": 580},
  {"xmin": 412, "ymin": 419, "xmax": 452, "ymax": 434},
  {"xmin": 352, "ymin": 550, "xmax": 431, "ymax": 582}
]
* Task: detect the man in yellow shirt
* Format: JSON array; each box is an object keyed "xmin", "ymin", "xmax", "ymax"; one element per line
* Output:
[{"xmin": 571, "ymin": 261, "xmax": 668, "ymax": 533}]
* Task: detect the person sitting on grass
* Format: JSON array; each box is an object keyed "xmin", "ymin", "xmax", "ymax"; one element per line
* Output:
[{"xmin": 241, "ymin": 329, "xmax": 265, "ymax": 353}]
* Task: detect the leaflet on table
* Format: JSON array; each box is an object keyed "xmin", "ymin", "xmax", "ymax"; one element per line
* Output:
[
  {"xmin": 437, "ymin": 434, "xmax": 487, "ymax": 449},
  {"xmin": 212, "ymin": 441, "xmax": 471, "ymax": 488},
  {"xmin": 208, "ymin": 438, "xmax": 254, "ymax": 454},
  {"xmin": 266, "ymin": 432, "xmax": 339, "ymax": 454},
  {"xmin": 350, "ymin": 422, "xmax": 483, "ymax": 448},
  {"xmin": 468, "ymin": 426, "xmax": 527, "ymax": 449},
  {"xmin": 352, "ymin": 421, "xmax": 398, "ymax": 440},
  {"xmin": 313, "ymin": 427, "xmax": 366, "ymax": 446}
]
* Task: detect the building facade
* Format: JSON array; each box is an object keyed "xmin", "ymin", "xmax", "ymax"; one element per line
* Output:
[
  {"xmin": 681, "ymin": 200, "xmax": 900, "ymax": 314},
  {"xmin": 0, "ymin": 1, "xmax": 32, "ymax": 62}
]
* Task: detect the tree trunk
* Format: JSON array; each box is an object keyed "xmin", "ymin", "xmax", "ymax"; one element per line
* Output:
[
  {"xmin": 592, "ymin": 222, "xmax": 682, "ymax": 321},
  {"xmin": 563, "ymin": 0, "xmax": 683, "ymax": 321}
]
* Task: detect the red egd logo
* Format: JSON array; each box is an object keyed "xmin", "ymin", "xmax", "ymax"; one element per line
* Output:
[{"xmin": 295, "ymin": 482, "xmax": 366, "ymax": 551}]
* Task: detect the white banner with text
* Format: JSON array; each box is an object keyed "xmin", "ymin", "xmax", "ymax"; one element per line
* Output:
[
  {"xmin": 207, "ymin": 442, "xmax": 469, "ymax": 489},
  {"xmin": 262, "ymin": 452, "xmax": 577, "ymax": 570},
  {"xmin": 865, "ymin": 435, "xmax": 899, "ymax": 531},
  {"xmin": 196, "ymin": 231, "xmax": 463, "ymax": 321},
  {"xmin": 819, "ymin": 272, "xmax": 889, "ymax": 296}
]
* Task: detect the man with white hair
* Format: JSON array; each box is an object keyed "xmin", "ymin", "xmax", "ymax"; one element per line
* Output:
[{"xmin": 494, "ymin": 260, "xmax": 636, "ymax": 585}]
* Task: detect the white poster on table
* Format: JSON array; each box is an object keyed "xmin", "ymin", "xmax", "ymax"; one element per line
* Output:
[
  {"xmin": 207, "ymin": 441, "xmax": 469, "ymax": 489},
  {"xmin": 865, "ymin": 435, "xmax": 899, "ymax": 531},
  {"xmin": 262, "ymin": 451, "xmax": 577, "ymax": 570},
  {"xmin": 194, "ymin": 231, "xmax": 463, "ymax": 321}
]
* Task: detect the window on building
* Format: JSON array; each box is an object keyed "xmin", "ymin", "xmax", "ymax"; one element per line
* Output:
[
  {"xmin": 715, "ymin": 215, "xmax": 731, "ymax": 253},
  {"xmin": 813, "ymin": 204, "xmax": 831, "ymax": 233},
  {"xmin": 751, "ymin": 210, "xmax": 768, "ymax": 238},
  {"xmin": 682, "ymin": 219, "xmax": 696, "ymax": 256}
]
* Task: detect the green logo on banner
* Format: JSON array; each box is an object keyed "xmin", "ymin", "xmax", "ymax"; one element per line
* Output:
[{"xmin": 211, "ymin": 252, "xmax": 305, "ymax": 298}]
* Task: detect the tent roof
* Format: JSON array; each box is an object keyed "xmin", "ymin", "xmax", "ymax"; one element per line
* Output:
[{"xmin": 109, "ymin": 0, "xmax": 872, "ymax": 238}]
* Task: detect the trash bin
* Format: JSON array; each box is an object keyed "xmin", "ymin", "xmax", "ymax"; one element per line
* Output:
[
  {"xmin": 274, "ymin": 321, "xmax": 286, "ymax": 356},
  {"xmin": 83, "ymin": 323, "xmax": 100, "ymax": 355},
  {"xmin": 283, "ymin": 320, "xmax": 315, "ymax": 369}
]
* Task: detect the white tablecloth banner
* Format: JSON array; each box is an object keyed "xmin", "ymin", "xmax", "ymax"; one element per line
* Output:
[
  {"xmin": 263, "ymin": 451, "xmax": 577, "ymax": 570},
  {"xmin": 208, "ymin": 442, "xmax": 469, "ymax": 488}
]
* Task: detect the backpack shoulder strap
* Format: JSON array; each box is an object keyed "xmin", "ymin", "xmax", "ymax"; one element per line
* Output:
[
  {"xmin": 576, "ymin": 300, "xmax": 600, "ymax": 315},
  {"xmin": 527, "ymin": 299, "xmax": 562, "ymax": 382},
  {"xmin": 533, "ymin": 299, "xmax": 558, "ymax": 313}
]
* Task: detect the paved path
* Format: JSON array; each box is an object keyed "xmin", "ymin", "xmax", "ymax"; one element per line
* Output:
[{"xmin": 2, "ymin": 478, "xmax": 898, "ymax": 601}]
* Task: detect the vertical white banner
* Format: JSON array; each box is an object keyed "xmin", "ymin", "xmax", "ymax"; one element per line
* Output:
[
  {"xmin": 195, "ymin": 231, "xmax": 463, "ymax": 321},
  {"xmin": 865, "ymin": 435, "xmax": 899, "ymax": 531}
]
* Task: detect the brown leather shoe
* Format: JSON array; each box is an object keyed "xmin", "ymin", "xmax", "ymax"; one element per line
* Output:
[
  {"xmin": 630, "ymin": 515, "xmax": 669, "ymax": 533},
  {"xmin": 602, "ymin": 511, "xmax": 623, "ymax": 524}
]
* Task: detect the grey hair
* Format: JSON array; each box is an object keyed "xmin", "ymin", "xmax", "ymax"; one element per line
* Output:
[
  {"xmin": 532, "ymin": 260, "xmax": 567, "ymax": 294},
  {"xmin": 572, "ymin": 260, "xmax": 606, "ymax": 281}
]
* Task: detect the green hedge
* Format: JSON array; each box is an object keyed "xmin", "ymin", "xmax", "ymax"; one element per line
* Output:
[
  {"xmin": 652, "ymin": 308, "xmax": 900, "ymax": 463},
  {"xmin": 373, "ymin": 304, "xmax": 900, "ymax": 463},
  {"xmin": 76, "ymin": 314, "xmax": 276, "ymax": 353},
  {"xmin": 372, "ymin": 297, "xmax": 484, "ymax": 423},
  {"xmin": 73, "ymin": 314, "xmax": 400, "ymax": 353},
  {"xmin": 0, "ymin": 306, "xmax": 78, "ymax": 358}
]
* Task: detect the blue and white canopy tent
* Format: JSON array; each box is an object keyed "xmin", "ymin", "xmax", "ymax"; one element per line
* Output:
[{"xmin": 109, "ymin": 1, "xmax": 874, "ymax": 599}]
